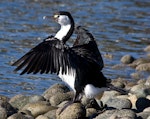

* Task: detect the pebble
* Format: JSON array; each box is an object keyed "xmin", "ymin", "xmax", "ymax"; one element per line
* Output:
[
  {"xmin": 56, "ymin": 102, "xmax": 86, "ymax": 119},
  {"xmin": 120, "ymin": 55, "xmax": 135, "ymax": 64}
]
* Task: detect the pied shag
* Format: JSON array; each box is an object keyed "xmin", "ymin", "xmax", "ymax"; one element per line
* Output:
[{"xmin": 12, "ymin": 11, "xmax": 127, "ymax": 109}]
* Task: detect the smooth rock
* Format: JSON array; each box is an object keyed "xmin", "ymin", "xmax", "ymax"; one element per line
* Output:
[
  {"xmin": 43, "ymin": 84, "xmax": 70, "ymax": 100},
  {"xmin": 86, "ymin": 108, "xmax": 97, "ymax": 118},
  {"xmin": 36, "ymin": 115, "xmax": 49, "ymax": 119},
  {"xmin": 7, "ymin": 112, "xmax": 34, "ymax": 119},
  {"xmin": 105, "ymin": 97, "xmax": 132, "ymax": 109},
  {"xmin": 56, "ymin": 103, "xmax": 86, "ymax": 119},
  {"xmin": 137, "ymin": 112, "xmax": 150, "ymax": 119},
  {"xmin": 44, "ymin": 109, "xmax": 56, "ymax": 119},
  {"xmin": 120, "ymin": 55, "xmax": 135, "ymax": 64},
  {"xmin": 145, "ymin": 76, "xmax": 150, "ymax": 86},
  {"xmin": 136, "ymin": 63, "xmax": 150, "ymax": 71},
  {"xmin": 94, "ymin": 110, "xmax": 116, "ymax": 119},
  {"xmin": 22, "ymin": 101, "xmax": 56, "ymax": 117},
  {"xmin": 130, "ymin": 84, "xmax": 150, "ymax": 97},
  {"xmin": 136, "ymin": 97, "xmax": 150, "ymax": 112},
  {"xmin": 49, "ymin": 91, "xmax": 73, "ymax": 106},
  {"xmin": 110, "ymin": 109, "xmax": 136, "ymax": 119},
  {"xmin": 101, "ymin": 91, "xmax": 121, "ymax": 104},
  {"xmin": 29, "ymin": 95, "xmax": 45, "ymax": 103},
  {"xmin": 0, "ymin": 106, "xmax": 7, "ymax": 119},
  {"xmin": 9, "ymin": 94, "xmax": 30, "ymax": 110},
  {"xmin": 143, "ymin": 107, "xmax": 150, "ymax": 112}
]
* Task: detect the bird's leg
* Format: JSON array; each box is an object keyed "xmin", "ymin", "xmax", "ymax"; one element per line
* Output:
[{"xmin": 58, "ymin": 91, "xmax": 81, "ymax": 115}]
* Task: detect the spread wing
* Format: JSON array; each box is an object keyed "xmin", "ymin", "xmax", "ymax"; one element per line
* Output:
[
  {"xmin": 12, "ymin": 37, "xmax": 71, "ymax": 75},
  {"xmin": 73, "ymin": 26, "xmax": 104, "ymax": 70}
]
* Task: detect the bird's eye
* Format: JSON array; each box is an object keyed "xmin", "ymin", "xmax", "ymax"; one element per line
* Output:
[{"xmin": 54, "ymin": 15, "xmax": 59, "ymax": 19}]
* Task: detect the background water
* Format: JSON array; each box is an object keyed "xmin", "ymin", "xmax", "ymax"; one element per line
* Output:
[{"xmin": 0, "ymin": 0, "xmax": 150, "ymax": 97}]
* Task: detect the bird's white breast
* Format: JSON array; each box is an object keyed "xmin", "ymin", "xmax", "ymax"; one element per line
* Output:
[
  {"xmin": 84, "ymin": 84, "xmax": 108, "ymax": 99},
  {"xmin": 58, "ymin": 67, "xmax": 76, "ymax": 91}
]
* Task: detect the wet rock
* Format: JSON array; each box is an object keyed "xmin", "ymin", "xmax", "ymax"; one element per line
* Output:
[
  {"xmin": 22, "ymin": 101, "xmax": 56, "ymax": 117},
  {"xmin": 120, "ymin": 55, "xmax": 135, "ymax": 64},
  {"xmin": 56, "ymin": 103, "xmax": 86, "ymax": 119},
  {"xmin": 7, "ymin": 112, "xmax": 34, "ymax": 119},
  {"xmin": 43, "ymin": 84, "xmax": 70, "ymax": 100},
  {"xmin": 0, "ymin": 95, "xmax": 9, "ymax": 102},
  {"xmin": 136, "ymin": 63, "xmax": 150, "ymax": 71},
  {"xmin": 130, "ymin": 84, "xmax": 150, "ymax": 97},
  {"xmin": 136, "ymin": 97, "xmax": 150, "ymax": 112},
  {"xmin": 9, "ymin": 94, "xmax": 30, "ymax": 110},
  {"xmin": 49, "ymin": 91, "xmax": 73, "ymax": 106},
  {"xmin": 111, "ymin": 81, "xmax": 125, "ymax": 88},
  {"xmin": 105, "ymin": 97, "xmax": 132, "ymax": 109},
  {"xmin": 110, "ymin": 109, "xmax": 136, "ymax": 119},
  {"xmin": 130, "ymin": 72, "xmax": 143, "ymax": 80},
  {"xmin": 0, "ymin": 106, "xmax": 7, "ymax": 119},
  {"xmin": 144, "ymin": 45, "xmax": 150, "ymax": 52}
]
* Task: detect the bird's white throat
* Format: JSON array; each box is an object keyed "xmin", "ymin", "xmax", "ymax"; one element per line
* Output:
[{"xmin": 55, "ymin": 24, "xmax": 71, "ymax": 40}]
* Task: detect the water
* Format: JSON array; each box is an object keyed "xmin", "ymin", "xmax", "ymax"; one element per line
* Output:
[{"xmin": 0, "ymin": 0, "xmax": 150, "ymax": 97}]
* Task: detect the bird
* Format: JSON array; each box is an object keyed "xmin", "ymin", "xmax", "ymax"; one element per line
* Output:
[{"xmin": 12, "ymin": 11, "xmax": 127, "ymax": 111}]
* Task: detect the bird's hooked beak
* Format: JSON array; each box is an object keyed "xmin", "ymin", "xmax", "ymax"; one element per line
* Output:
[{"xmin": 43, "ymin": 13, "xmax": 59, "ymax": 22}]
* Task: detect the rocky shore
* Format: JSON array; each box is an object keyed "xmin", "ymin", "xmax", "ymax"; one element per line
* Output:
[{"xmin": 1, "ymin": 45, "xmax": 150, "ymax": 119}]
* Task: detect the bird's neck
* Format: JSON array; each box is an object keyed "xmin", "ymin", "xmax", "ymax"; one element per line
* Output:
[{"xmin": 55, "ymin": 23, "xmax": 74, "ymax": 43}]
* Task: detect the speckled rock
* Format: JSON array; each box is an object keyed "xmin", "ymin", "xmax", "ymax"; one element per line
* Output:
[
  {"xmin": 105, "ymin": 97, "xmax": 132, "ymax": 109},
  {"xmin": 7, "ymin": 112, "xmax": 34, "ymax": 119},
  {"xmin": 130, "ymin": 84, "xmax": 150, "ymax": 97},
  {"xmin": 86, "ymin": 108, "xmax": 97, "ymax": 118},
  {"xmin": 9, "ymin": 94, "xmax": 30, "ymax": 110},
  {"xmin": 36, "ymin": 115, "xmax": 49, "ymax": 119},
  {"xmin": 0, "ymin": 106, "xmax": 7, "ymax": 119},
  {"xmin": 56, "ymin": 103, "xmax": 86, "ymax": 119},
  {"xmin": 44, "ymin": 109, "xmax": 56, "ymax": 119},
  {"xmin": 129, "ymin": 58, "xmax": 150, "ymax": 68},
  {"xmin": 29, "ymin": 95, "xmax": 45, "ymax": 103},
  {"xmin": 136, "ymin": 63, "xmax": 150, "ymax": 71},
  {"xmin": 120, "ymin": 55, "xmax": 135, "ymax": 64},
  {"xmin": 43, "ymin": 84, "xmax": 70, "ymax": 100},
  {"xmin": 136, "ymin": 97, "xmax": 150, "ymax": 112},
  {"xmin": 49, "ymin": 91, "xmax": 73, "ymax": 106},
  {"xmin": 21, "ymin": 101, "xmax": 56, "ymax": 117},
  {"xmin": 110, "ymin": 109, "xmax": 136, "ymax": 119},
  {"xmin": 101, "ymin": 91, "xmax": 121, "ymax": 104},
  {"xmin": 0, "ymin": 99, "xmax": 17, "ymax": 116}
]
